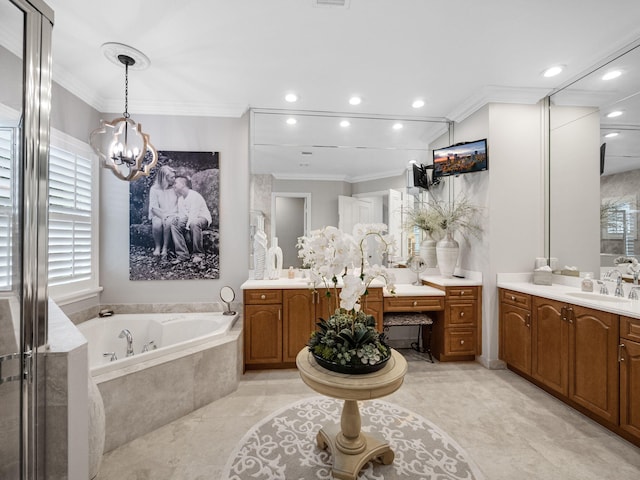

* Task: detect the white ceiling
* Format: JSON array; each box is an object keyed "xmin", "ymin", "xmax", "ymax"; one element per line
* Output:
[{"xmin": 7, "ymin": 0, "xmax": 640, "ymax": 179}]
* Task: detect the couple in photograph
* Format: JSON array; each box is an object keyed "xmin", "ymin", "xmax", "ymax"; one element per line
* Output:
[{"xmin": 149, "ymin": 165, "xmax": 212, "ymax": 264}]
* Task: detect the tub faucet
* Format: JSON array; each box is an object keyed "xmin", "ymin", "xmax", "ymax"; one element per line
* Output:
[
  {"xmin": 142, "ymin": 340, "xmax": 156, "ymax": 353},
  {"xmin": 119, "ymin": 329, "xmax": 134, "ymax": 357},
  {"xmin": 103, "ymin": 352, "xmax": 117, "ymax": 361}
]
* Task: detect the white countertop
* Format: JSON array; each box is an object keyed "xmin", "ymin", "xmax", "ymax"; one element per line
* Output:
[
  {"xmin": 497, "ymin": 276, "xmax": 640, "ymax": 319},
  {"xmin": 242, "ymin": 270, "xmax": 481, "ymax": 293},
  {"xmin": 384, "ymin": 284, "xmax": 445, "ymax": 297}
]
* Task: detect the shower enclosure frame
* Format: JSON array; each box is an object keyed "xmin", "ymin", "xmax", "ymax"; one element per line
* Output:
[{"xmin": 1, "ymin": 0, "xmax": 54, "ymax": 478}]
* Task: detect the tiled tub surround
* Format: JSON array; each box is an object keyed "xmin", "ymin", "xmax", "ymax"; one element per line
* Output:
[
  {"xmin": 88, "ymin": 312, "xmax": 243, "ymax": 453},
  {"xmin": 79, "ymin": 312, "xmax": 239, "ymax": 375}
]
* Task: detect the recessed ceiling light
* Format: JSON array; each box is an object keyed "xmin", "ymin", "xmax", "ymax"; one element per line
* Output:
[
  {"xmin": 285, "ymin": 93, "xmax": 298, "ymax": 103},
  {"xmin": 602, "ymin": 70, "xmax": 622, "ymax": 81},
  {"xmin": 605, "ymin": 132, "xmax": 619, "ymax": 138},
  {"xmin": 392, "ymin": 123, "xmax": 403, "ymax": 131},
  {"xmin": 349, "ymin": 96, "xmax": 362, "ymax": 106},
  {"xmin": 606, "ymin": 110, "xmax": 623, "ymax": 118},
  {"xmin": 542, "ymin": 65, "xmax": 564, "ymax": 78},
  {"xmin": 286, "ymin": 118, "xmax": 297, "ymax": 125},
  {"xmin": 340, "ymin": 120, "xmax": 350, "ymax": 127},
  {"xmin": 412, "ymin": 99, "xmax": 425, "ymax": 109}
]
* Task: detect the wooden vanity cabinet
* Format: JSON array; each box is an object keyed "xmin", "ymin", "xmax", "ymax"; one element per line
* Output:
[
  {"xmin": 244, "ymin": 287, "xmax": 383, "ymax": 369},
  {"xmin": 243, "ymin": 289, "xmax": 282, "ymax": 366},
  {"xmin": 620, "ymin": 316, "xmax": 640, "ymax": 439},
  {"xmin": 499, "ymin": 289, "xmax": 532, "ymax": 375},
  {"xmin": 531, "ymin": 297, "xmax": 619, "ymax": 424},
  {"xmin": 429, "ymin": 285, "xmax": 481, "ymax": 361}
]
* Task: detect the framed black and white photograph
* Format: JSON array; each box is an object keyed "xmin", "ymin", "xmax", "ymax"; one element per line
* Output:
[{"xmin": 129, "ymin": 151, "xmax": 220, "ymax": 280}]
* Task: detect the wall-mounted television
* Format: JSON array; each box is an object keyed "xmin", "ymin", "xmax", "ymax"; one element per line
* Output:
[
  {"xmin": 412, "ymin": 163, "xmax": 431, "ymax": 189},
  {"xmin": 432, "ymin": 139, "xmax": 488, "ymax": 178}
]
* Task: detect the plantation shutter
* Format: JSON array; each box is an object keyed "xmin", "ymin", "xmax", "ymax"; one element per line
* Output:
[
  {"xmin": 0, "ymin": 128, "xmax": 13, "ymax": 290},
  {"xmin": 48, "ymin": 145, "xmax": 93, "ymax": 286}
]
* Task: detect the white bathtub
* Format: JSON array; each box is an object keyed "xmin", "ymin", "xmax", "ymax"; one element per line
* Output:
[
  {"xmin": 78, "ymin": 311, "xmax": 239, "ymax": 376},
  {"xmin": 77, "ymin": 310, "xmax": 242, "ymax": 453}
]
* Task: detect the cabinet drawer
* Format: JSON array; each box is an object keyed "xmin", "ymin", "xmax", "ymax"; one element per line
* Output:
[
  {"xmin": 621, "ymin": 316, "xmax": 640, "ymax": 342},
  {"xmin": 384, "ymin": 296, "xmax": 444, "ymax": 312},
  {"xmin": 446, "ymin": 329, "xmax": 476, "ymax": 355},
  {"xmin": 244, "ymin": 289, "xmax": 282, "ymax": 305},
  {"xmin": 365, "ymin": 287, "xmax": 383, "ymax": 302},
  {"xmin": 500, "ymin": 289, "xmax": 531, "ymax": 309},
  {"xmin": 446, "ymin": 286, "xmax": 477, "ymax": 299},
  {"xmin": 448, "ymin": 303, "xmax": 476, "ymax": 327}
]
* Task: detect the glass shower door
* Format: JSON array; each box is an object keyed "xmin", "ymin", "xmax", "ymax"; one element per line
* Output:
[{"xmin": 0, "ymin": 0, "xmax": 53, "ymax": 478}]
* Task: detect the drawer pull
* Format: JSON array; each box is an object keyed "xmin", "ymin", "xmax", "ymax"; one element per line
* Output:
[
  {"xmin": 460, "ymin": 290, "xmax": 465, "ymax": 295},
  {"xmin": 511, "ymin": 295, "xmax": 516, "ymax": 301},
  {"xmin": 460, "ymin": 340, "xmax": 465, "ymax": 345},
  {"xmin": 260, "ymin": 294, "xmax": 266, "ymax": 300},
  {"xmin": 459, "ymin": 311, "xmax": 465, "ymax": 317},
  {"xmin": 619, "ymin": 343, "xmax": 625, "ymax": 362},
  {"xmin": 413, "ymin": 300, "xmax": 418, "ymax": 307}
]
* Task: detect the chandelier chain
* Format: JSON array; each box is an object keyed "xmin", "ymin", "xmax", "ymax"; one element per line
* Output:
[{"xmin": 123, "ymin": 62, "xmax": 130, "ymax": 119}]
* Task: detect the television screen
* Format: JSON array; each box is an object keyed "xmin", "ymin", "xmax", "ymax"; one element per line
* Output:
[
  {"xmin": 432, "ymin": 139, "xmax": 488, "ymax": 178},
  {"xmin": 412, "ymin": 163, "xmax": 431, "ymax": 189}
]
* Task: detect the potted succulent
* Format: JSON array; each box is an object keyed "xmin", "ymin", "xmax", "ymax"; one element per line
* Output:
[{"xmin": 297, "ymin": 223, "xmax": 396, "ymax": 373}]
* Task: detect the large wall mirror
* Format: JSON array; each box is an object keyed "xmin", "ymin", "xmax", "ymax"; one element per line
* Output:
[
  {"xmin": 249, "ymin": 109, "xmax": 450, "ymax": 269},
  {"xmin": 549, "ymin": 42, "xmax": 640, "ymax": 278}
]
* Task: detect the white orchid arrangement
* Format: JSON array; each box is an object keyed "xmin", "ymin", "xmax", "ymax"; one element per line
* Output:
[
  {"xmin": 298, "ymin": 223, "xmax": 397, "ymax": 368},
  {"xmin": 297, "ymin": 223, "xmax": 396, "ymax": 313}
]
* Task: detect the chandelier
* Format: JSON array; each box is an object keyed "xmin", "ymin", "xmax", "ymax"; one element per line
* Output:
[{"xmin": 90, "ymin": 45, "xmax": 158, "ymax": 182}]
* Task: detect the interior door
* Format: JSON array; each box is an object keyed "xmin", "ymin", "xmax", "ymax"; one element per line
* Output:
[{"xmin": 0, "ymin": 1, "xmax": 53, "ymax": 478}]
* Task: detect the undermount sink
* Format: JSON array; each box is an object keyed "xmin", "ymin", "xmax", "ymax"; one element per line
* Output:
[{"xmin": 565, "ymin": 292, "xmax": 631, "ymax": 303}]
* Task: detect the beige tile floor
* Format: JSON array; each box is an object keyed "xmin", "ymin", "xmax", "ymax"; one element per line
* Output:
[{"xmin": 96, "ymin": 350, "xmax": 640, "ymax": 480}]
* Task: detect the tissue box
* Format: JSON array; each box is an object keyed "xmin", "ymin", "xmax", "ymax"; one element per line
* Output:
[
  {"xmin": 533, "ymin": 270, "xmax": 552, "ymax": 285},
  {"xmin": 561, "ymin": 269, "xmax": 580, "ymax": 277}
]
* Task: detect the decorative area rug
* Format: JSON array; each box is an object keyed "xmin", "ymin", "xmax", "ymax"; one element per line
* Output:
[{"xmin": 223, "ymin": 396, "xmax": 485, "ymax": 480}]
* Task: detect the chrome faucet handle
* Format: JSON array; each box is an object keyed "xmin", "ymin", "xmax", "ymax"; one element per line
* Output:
[
  {"xmin": 142, "ymin": 340, "xmax": 156, "ymax": 353},
  {"xmin": 614, "ymin": 276, "xmax": 625, "ymax": 298},
  {"xmin": 103, "ymin": 352, "xmax": 117, "ymax": 361},
  {"xmin": 629, "ymin": 287, "xmax": 640, "ymax": 300},
  {"xmin": 596, "ymin": 280, "xmax": 609, "ymax": 295}
]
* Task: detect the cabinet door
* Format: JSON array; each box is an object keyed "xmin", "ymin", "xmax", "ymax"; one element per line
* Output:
[
  {"xmin": 620, "ymin": 339, "xmax": 640, "ymax": 438},
  {"xmin": 532, "ymin": 297, "xmax": 568, "ymax": 396},
  {"xmin": 500, "ymin": 303, "xmax": 531, "ymax": 374},
  {"xmin": 244, "ymin": 304, "xmax": 282, "ymax": 364},
  {"xmin": 283, "ymin": 290, "xmax": 315, "ymax": 363},
  {"xmin": 568, "ymin": 305, "xmax": 619, "ymax": 423}
]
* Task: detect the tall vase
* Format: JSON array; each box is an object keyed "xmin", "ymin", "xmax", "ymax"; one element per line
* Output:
[
  {"xmin": 436, "ymin": 230, "xmax": 459, "ymax": 278},
  {"xmin": 267, "ymin": 237, "xmax": 283, "ymax": 280},
  {"xmin": 253, "ymin": 229, "xmax": 268, "ymax": 280},
  {"xmin": 419, "ymin": 233, "xmax": 437, "ymax": 268}
]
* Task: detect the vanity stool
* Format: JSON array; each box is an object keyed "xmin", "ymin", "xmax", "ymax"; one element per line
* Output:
[{"xmin": 382, "ymin": 312, "xmax": 434, "ymax": 362}]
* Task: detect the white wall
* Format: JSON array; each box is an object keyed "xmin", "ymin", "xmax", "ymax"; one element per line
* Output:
[
  {"xmin": 444, "ymin": 103, "xmax": 545, "ymax": 368},
  {"xmin": 99, "ymin": 113, "xmax": 249, "ymax": 304}
]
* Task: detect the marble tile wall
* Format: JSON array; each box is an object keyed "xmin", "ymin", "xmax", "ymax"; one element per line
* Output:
[{"xmin": 97, "ymin": 320, "xmax": 242, "ymax": 453}]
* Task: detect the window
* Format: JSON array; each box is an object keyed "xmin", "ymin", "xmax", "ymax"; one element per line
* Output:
[
  {"xmin": 0, "ymin": 128, "xmax": 13, "ymax": 290},
  {"xmin": 47, "ymin": 130, "xmax": 99, "ymax": 301}
]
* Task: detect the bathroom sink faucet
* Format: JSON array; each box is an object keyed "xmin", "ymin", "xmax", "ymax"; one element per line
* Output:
[
  {"xmin": 604, "ymin": 269, "xmax": 625, "ymax": 298},
  {"xmin": 119, "ymin": 329, "xmax": 134, "ymax": 357}
]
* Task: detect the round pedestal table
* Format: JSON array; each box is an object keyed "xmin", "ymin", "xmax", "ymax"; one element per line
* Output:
[{"xmin": 296, "ymin": 348, "xmax": 408, "ymax": 480}]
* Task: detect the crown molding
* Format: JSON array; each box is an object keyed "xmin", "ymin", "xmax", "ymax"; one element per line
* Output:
[
  {"xmin": 272, "ymin": 167, "xmax": 404, "ymax": 184},
  {"xmin": 446, "ymin": 85, "xmax": 551, "ymax": 123},
  {"xmin": 53, "ymin": 66, "xmax": 248, "ymax": 117}
]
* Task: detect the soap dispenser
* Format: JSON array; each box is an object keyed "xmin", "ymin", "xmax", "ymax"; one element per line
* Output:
[{"xmin": 581, "ymin": 272, "xmax": 594, "ymax": 292}]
